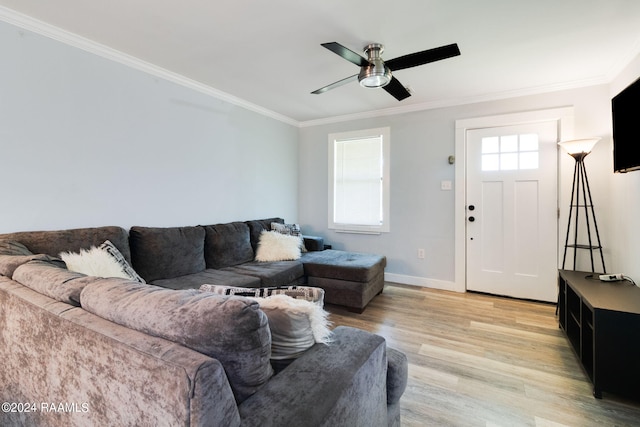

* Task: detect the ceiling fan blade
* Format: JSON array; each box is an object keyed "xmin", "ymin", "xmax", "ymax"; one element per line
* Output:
[
  {"xmin": 385, "ymin": 43, "xmax": 460, "ymax": 71},
  {"xmin": 321, "ymin": 42, "xmax": 371, "ymax": 67},
  {"xmin": 383, "ymin": 76, "xmax": 411, "ymax": 101},
  {"xmin": 311, "ymin": 74, "xmax": 359, "ymax": 95}
]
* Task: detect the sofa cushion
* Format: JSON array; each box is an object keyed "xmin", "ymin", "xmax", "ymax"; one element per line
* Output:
[
  {"xmin": 302, "ymin": 249, "xmax": 386, "ymax": 282},
  {"xmin": 12, "ymin": 258, "xmax": 99, "ymax": 306},
  {"xmin": 60, "ymin": 240, "xmax": 145, "ymax": 283},
  {"xmin": 129, "ymin": 226, "xmax": 205, "ymax": 282},
  {"xmin": 245, "ymin": 218, "xmax": 284, "ymax": 252},
  {"xmin": 152, "ymin": 269, "xmax": 261, "ymax": 290},
  {"xmin": 203, "ymin": 222, "xmax": 254, "ymax": 269},
  {"xmin": 237, "ymin": 326, "xmax": 387, "ymax": 427},
  {"xmin": 0, "ymin": 226, "xmax": 131, "ymax": 263},
  {"xmin": 0, "ymin": 253, "xmax": 62, "ymax": 278},
  {"xmin": 302, "ymin": 235, "xmax": 324, "ymax": 252},
  {"xmin": 255, "ymin": 231, "xmax": 301, "ymax": 262},
  {"xmin": 222, "ymin": 260, "xmax": 304, "ymax": 287},
  {"xmin": 80, "ymin": 280, "xmax": 273, "ymax": 403}
]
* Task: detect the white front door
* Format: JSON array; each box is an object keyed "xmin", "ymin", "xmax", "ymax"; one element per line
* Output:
[{"xmin": 466, "ymin": 121, "xmax": 558, "ymax": 302}]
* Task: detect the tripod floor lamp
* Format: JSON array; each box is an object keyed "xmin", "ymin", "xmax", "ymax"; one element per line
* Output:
[{"xmin": 559, "ymin": 138, "xmax": 606, "ymax": 274}]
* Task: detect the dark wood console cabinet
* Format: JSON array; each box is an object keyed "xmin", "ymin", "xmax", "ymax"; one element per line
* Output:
[{"xmin": 557, "ymin": 270, "xmax": 640, "ymax": 399}]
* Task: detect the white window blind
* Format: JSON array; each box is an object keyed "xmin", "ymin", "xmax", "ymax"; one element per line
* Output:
[{"xmin": 328, "ymin": 127, "xmax": 390, "ymax": 233}]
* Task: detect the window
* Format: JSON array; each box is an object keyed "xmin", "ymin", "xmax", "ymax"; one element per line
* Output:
[
  {"xmin": 328, "ymin": 127, "xmax": 390, "ymax": 233},
  {"xmin": 481, "ymin": 133, "xmax": 539, "ymax": 171}
]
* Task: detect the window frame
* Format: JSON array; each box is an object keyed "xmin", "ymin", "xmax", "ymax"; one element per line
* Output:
[{"xmin": 328, "ymin": 127, "xmax": 390, "ymax": 234}]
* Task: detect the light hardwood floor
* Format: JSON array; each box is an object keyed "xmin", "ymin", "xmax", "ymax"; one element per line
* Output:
[{"xmin": 326, "ymin": 283, "xmax": 640, "ymax": 427}]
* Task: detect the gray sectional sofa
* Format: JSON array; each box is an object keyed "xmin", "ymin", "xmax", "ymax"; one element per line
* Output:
[
  {"xmin": 3, "ymin": 217, "xmax": 385, "ymax": 312},
  {"xmin": 0, "ymin": 219, "xmax": 406, "ymax": 427},
  {"xmin": 127, "ymin": 218, "xmax": 387, "ymax": 313}
]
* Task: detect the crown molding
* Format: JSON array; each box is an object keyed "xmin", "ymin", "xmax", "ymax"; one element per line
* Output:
[
  {"xmin": 605, "ymin": 35, "xmax": 640, "ymax": 82},
  {"xmin": 3, "ymin": 5, "xmax": 637, "ymax": 130},
  {"xmin": 0, "ymin": 6, "xmax": 299, "ymax": 127}
]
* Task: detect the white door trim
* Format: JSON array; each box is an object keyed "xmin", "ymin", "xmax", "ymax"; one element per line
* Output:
[{"xmin": 453, "ymin": 107, "xmax": 575, "ymax": 292}]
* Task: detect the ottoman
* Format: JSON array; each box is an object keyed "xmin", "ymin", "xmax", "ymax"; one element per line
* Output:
[{"xmin": 301, "ymin": 249, "xmax": 386, "ymax": 313}]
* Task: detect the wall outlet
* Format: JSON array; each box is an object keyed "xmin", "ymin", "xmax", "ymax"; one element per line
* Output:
[{"xmin": 417, "ymin": 248, "xmax": 425, "ymax": 259}]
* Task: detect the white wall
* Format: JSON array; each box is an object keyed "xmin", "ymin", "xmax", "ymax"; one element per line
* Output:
[
  {"xmin": 299, "ymin": 84, "xmax": 616, "ymax": 288},
  {"xmin": 608, "ymin": 53, "xmax": 640, "ymax": 281},
  {"xmin": 4, "ymin": 16, "xmax": 636, "ymax": 287},
  {"xmin": 0, "ymin": 20, "xmax": 299, "ymax": 233}
]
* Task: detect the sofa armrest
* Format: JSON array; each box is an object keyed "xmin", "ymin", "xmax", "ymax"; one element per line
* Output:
[
  {"xmin": 385, "ymin": 347, "xmax": 408, "ymax": 427},
  {"xmin": 0, "ymin": 279, "xmax": 242, "ymax": 427},
  {"xmin": 238, "ymin": 326, "xmax": 389, "ymax": 427},
  {"xmin": 302, "ymin": 235, "xmax": 324, "ymax": 252},
  {"xmin": 386, "ymin": 347, "xmax": 408, "ymax": 404}
]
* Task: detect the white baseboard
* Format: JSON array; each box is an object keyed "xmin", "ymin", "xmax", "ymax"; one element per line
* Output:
[{"xmin": 384, "ymin": 273, "xmax": 464, "ymax": 293}]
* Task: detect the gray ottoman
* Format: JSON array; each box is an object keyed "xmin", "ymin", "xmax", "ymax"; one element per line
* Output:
[{"xmin": 301, "ymin": 250, "xmax": 386, "ymax": 313}]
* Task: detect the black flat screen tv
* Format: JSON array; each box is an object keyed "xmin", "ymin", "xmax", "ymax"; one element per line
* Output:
[{"xmin": 612, "ymin": 76, "xmax": 640, "ymax": 173}]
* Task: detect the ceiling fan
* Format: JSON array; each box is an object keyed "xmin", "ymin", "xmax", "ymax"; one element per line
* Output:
[{"xmin": 311, "ymin": 42, "xmax": 460, "ymax": 101}]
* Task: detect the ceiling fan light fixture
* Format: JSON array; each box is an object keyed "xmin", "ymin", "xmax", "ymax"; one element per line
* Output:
[
  {"xmin": 358, "ymin": 65, "xmax": 392, "ymax": 88},
  {"xmin": 358, "ymin": 43, "xmax": 392, "ymax": 88}
]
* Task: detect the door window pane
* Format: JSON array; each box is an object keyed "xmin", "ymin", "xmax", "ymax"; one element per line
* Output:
[
  {"xmin": 482, "ymin": 137, "xmax": 500, "ymax": 153},
  {"xmin": 481, "ymin": 133, "xmax": 541, "ymax": 171},
  {"xmin": 520, "ymin": 134, "xmax": 539, "ymax": 151},
  {"xmin": 501, "ymin": 135, "xmax": 518, "ymax": 152}
]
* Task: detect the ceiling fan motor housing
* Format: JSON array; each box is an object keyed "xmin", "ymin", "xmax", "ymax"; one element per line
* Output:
[{"xmin": 358, "ymin": 43, "xmax": 392, "ymax": 88}]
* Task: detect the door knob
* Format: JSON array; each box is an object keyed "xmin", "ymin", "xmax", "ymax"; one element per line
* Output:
[{"xmin": 468, "ymin": 216, "xmax": 475, "ymax": 222}]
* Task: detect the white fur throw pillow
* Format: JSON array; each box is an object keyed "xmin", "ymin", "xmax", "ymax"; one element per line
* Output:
[
  {"xmin": 250, "ymin": 294, "xmax": 332, "ymax": 360},
  {"xmin": 60, "ymin": 241, "xmax": 145, "ymax": 283},
  {"xmin": 255, "ymin": 230, "xmax": 301, "ymax": 262}
]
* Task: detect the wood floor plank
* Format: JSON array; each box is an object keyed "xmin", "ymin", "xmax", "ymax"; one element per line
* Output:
[{"xmin": 326, "ymin": 283, "xmax": 640, "ymax": 426}]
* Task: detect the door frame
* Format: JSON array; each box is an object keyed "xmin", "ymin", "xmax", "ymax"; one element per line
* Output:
[{"xmin": 453, "ymin": 107, "xmax": 575, "ymax": 292}]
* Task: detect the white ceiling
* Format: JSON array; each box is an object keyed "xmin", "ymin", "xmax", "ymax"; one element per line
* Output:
[{"xmin": 2, "ymin": 0, "xmax": 640, "ymax": 125}]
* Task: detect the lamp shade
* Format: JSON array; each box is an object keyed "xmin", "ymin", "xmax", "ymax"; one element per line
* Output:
[{"xmin": 558, "ymin": 138, "xmax": 601, "ymax": 155}]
